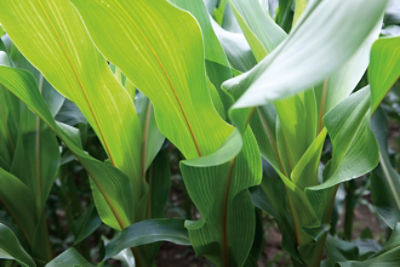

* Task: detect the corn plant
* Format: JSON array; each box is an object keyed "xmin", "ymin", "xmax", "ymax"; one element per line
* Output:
[{"xmin": 0, "ymin": 0, "xmax": 399, "ymax": 266}]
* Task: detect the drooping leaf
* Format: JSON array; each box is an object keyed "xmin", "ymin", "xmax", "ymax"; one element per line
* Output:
[
  {"xmin": 45, "ymin": 248, "xmax": 92, "ymax": 267},
  {"xmin": 223, "ymin": 0, "xmax": 388, "ymax": 108},
  {"xmin": 0, "ymin": 223, "xmax": 36, "ymax": 267},
  {"xmin": 339, "ymin": 223, "xmax": 400, "ymax": 266},
  {"xmin": 105, "ymin": 219, "xmax": 190, "ymax": 260},
  {"xmin": 315, "ymin": 23, "xmax": 382, "ymax": 122},
  {"xmin": 310, "ymin": 87, "xmax": 379, "ymax": 190}
]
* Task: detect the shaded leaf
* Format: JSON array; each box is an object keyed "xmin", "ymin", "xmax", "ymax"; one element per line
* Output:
[
  {"xmin": 105, "ymin": 219, "xmax": 190, "ymax": 260},
  {"xmin": 45, "ymin": 248, "xmax": 92, "ymax": 267},
  {"xmin": 0, "ymin": 223, "xmax": 36, "ymax": 267}
]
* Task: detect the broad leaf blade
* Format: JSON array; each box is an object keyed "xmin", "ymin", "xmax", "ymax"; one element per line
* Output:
[
  {"xmin": 105, "ymin": 219, "xmax": 190, "ymax": 260},
  {"xmin": 181, "ymin": 129, "xmax": 261, "ymax": 266},
  {"xmin": 223, "ymin": 0, "xmax": 388, "ymax": 108},
  {"xmin": 369, "ymin": 36, "xmax": 400, "ymax": 113},
  {"xmin": 45, "ymin": 248, "xmax": 92, "ymax": 267},
  {"xmin": 71, "ymin": 0, "xmax": 234, "ymax": 160},
  {"xmin": 0, "ymin": 0, "xmax": 142, "ymax": 191},
  {"xmin": 309, "ymin": 87, "xmax": 379, "ymax": 190},
  {"xmin": 0, "ymin": 66, "xmax": 134, "ymax": 231}
]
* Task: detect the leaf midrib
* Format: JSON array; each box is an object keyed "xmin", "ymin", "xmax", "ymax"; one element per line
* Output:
[
  {"xmin": 36, "ymin": 0, "xmax": 115, "ymax": 165},
  {"xmin": 112, "ymin": 0, "xmax": 202, "ymax": 157},
  {"xmin": 35, "ymin": 0, "xmax": 128, "ymax": 230}
]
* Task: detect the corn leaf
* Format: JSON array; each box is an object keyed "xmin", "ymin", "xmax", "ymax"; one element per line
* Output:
[
  {"xmin": 315, "ymin": 23, "xmax": 382, "ymax": 126},
  {"xmin": 45, "ymin": 248, "xmax": 92, "ymax": 267},
  {"xmin": 371, "ymin": 109, "xmax": 400, "ymax": 229},
  {"xmin": 105, "ymin": 218, "xmax": 190, "ymax": 260},
  {"xmin": 0, "ymin": 0, "xmax": 142, "ymax": 195},
  {"xmin": 71, "ymin": 2, "xmax": 262, "ymax": 265},
  {"xmin": 229, "ymin": 0, "xmax": 286, "ymax": 60},
  {"xmin": 339, "ymin": 223, "xmax": 400, "ymax": 266},
  {"xmin": 0, "ymin": 66, "xmax": 134, "ymax": 231},
  {"xmin": 180, "ymin": 129, "xmax": 261, "ymax": 266},
  {"xmin": 170, "ymin": 0, "xmax": 229, "ymax": 68},
  {"xmin": 369, "ymin": 36, "xmax": 400, "ymax": 113},
  {"xmin": 0, "ymin": 223, "xmax": 36, "ymax": 267},
  {"xmin": 0, "ymin": 168, "xmax": 37, "ymax": 245},
  {"xmin": 309, "ymin": 87, "xmax": 379, "ymax": 190},
  {"xmin": 223, "ymin": 0, "xmax": 388, "ymax": 108},
  {"xmin": 71, "ymin": 0, "xmax": 234, "ymax": 160}
]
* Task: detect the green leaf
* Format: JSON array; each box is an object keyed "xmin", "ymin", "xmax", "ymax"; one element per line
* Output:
[
  {"xmin": 251, "ymin": 162, "xmax": 301, "ymax": 263},
  {"xmin": 0, "ymin": 66, "xmax": 134, "ymax": 231},
  {"xmin": 170, "ymin": 0, "xmax": 235, "ymax": 113},
  {"xmin": 229, "ymin": 0, "xmax": 286, "ymax": 60},
  {"xmin": 0, "ymin": 223, "xmax": 36, "ymax": 267},
  {"xmin": 45, "ymin": 248, "xmax": 92, "ymax": 267},
  {"xmin": 0, "ymin": 84, "xmax": 19, "ymax": 169},
  {"xmin": 72, "ymin": 204, "xmax": 101, "ymax": 245},
  {"xmin": 339, "ymin": 223, "xmax": 400, "ymax": 266},
  {"xmin": 276, "ymin": 0, "xmax": 294, "ymax": 32},
  {"xmin": 310, "ymin": 87, "xmax": 379, "ymax": 190},
  {"xmin": 71, "ymin": 2, "xmax": 263, "ymax": 265},
  {"xmin": 10, "ymin": 126, "xmax": 60, "ymax": 212},
  {"xmin": 0, "ymin": 168, "xmax": 37, "ymax": 245},
  {"xmin": 371, "ymin": 109, "xmax": 400, "ymax": 229},
  {"xmin": 315, "ymin": 23, "xmax": 382, "ymax": 123},
  {"xmin": 211, "ymin": 19, "xmax": 257, "ymax": 72},
  {"xmin": 71, "ymin": 0, "xmax": 234, "ymax": 160},
  {"xmin": 369, "ymin": 36, "xmax": 400, "ymax": 113},
  {"xmin": 274, "ymin": 89, "xmax": 318, "ymax": 175},
  {"xmin": 145, "ymin": 147, "xmax": 171, "ymax": 219},
  {"xmin": 180, "ymin": 129, "xmax": 262, "ymax": 266},
  {"xmin": 223, "ymin": 0, "xmax": 388, "ymax": 108},
  {"xmin": 0, "ymin": 0, "xmax": 142, "ymax": 196},
  {"xmin": 170, "ymin": 0, "xmax": 229, "ymax": 67},
  {"xmin": 105, "ymin": 219, "xmax": 190, "ymax": 260},
  {"xmin": 136, "ymin": 94, "xmax": 165, "ymax": 177}
]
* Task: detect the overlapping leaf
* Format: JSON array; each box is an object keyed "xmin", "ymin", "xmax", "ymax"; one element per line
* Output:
[
  {"xmin": 223, "ymin": 0, "xmax": 388, "ymax": 108},
  {"xmin": 0, "ymin": 66, "xmax": 134, "ymax": 231},
  {"xmin": 71, "ymin": 1, "xmax": 262, "ymax": 265},
  {"xmin": 71, "ymin": 0, "xmax": 234, "ymax": 160},
  {"xmin": 0, "ymin": 0, "xmax": 142, "ymax": 196},
  {"xmin": 369, "ymin": 36, "xmax": 400, "ymax": 112},
  {"xmin": 0, "ymin": 223, "xmax": 36, "ymax": 267}
]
